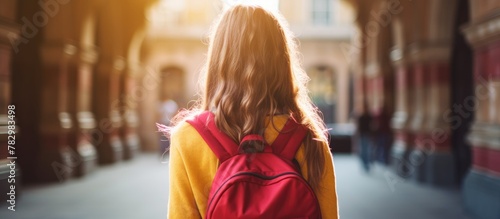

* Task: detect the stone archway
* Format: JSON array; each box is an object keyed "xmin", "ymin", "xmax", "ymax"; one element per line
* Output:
[{"xmin": 159, "ymin": 66, "xmax": 186, "ymax": 107}]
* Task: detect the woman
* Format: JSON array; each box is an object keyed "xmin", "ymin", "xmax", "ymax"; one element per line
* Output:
[{"xmin": 160, "ymin": 4, "xmax": 339, "ymax": 218}]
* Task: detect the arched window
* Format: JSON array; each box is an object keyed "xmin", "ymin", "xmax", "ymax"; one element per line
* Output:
[{"xmin": 308, "ymin": 65, "xmax": 337, "ymax": 123}]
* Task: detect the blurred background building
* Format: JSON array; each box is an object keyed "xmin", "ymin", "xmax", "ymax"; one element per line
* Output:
[
  {"xmin": 141, "ymin": 0, "xmax": 355, "ymax": 150},
  {"xmin": 0, "ymin": 0, "xmax": 499, "ymax": 218}
]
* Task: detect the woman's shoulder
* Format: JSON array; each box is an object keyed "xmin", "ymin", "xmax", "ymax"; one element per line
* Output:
[
  {"xmin": 169, "ymin": 111, "xmax": 206, "ymax": 137},
  {"xmin": 169, "ymin": 120, "xmax": 207, "ymax": 154},
  {"xmin": 171, "ymin": 120, "xmax": 199, "ymax": 140}
]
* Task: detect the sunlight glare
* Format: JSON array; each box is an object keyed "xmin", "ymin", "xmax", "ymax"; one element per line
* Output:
[{"xmin": 222, "ymin": 0, "xmax": 279, "ymax": 11}]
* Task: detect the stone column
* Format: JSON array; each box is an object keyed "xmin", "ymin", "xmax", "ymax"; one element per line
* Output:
[
  {"xmin": 389, "ymin": 0, "xmax": 416, "ymax": 176},
  {"xmin": 93, "ymin": 57, "xmax": 125, "ymax": 164},
  {"xmin": 390, "ymin": 46, "xmax": 415, "ymax": 175},
  {"xmin": 67, "ymin": 45, "xmax": 99, "ymax": 176},
  {"xmin": 395, "ymin": 0, "xmax": 457, "ymax": 186},
  {"xmin": 462, "ymin": 1, "xmax": 500, "ymax": 217},
  {"xmin": 408, "ymin": 42, "xmax": 455, "ymax": 185},
  {"xmin": 92, "ymin": 0, "xmax": 128, "ymax": 164},
  {"xmin": 362, "ymin": 0, "xmax": 395, "ymax": 166},
  {"xmin": 34, "ymin": 42, "xmax": 77, "ymax": 182},
  {"xmin": 350, "ymin": 5, "xmax": 370, "ymax": 163},
  {"xmin": 34, "ymin": 0, "xmax": 100, "ymax": 181},
  {"xmin": 118, "ymin": 64, "xmax": 141, "ymax": 160},
  {"xmin": 98, "ymin": 0, "xmax": 150, "ymax": 160}
]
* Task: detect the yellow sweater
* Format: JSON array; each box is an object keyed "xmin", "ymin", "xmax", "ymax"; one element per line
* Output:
[{"xmin": 168, "ymin": 115, "xmax": 339, "ymax": 218}]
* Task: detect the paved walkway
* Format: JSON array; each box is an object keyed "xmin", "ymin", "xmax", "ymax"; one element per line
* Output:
[{"xmin": 0, "ymin": 153, "xmax": 472, "ymax": 219}]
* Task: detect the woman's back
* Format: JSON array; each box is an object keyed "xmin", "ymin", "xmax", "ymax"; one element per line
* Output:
[
  {"xmin": 168, "ymin": 115, "xmax": 338, "ymax": 218},
  {"xmin": 163, "ymin": 4, "xmax": 339, "ymax": 218}
]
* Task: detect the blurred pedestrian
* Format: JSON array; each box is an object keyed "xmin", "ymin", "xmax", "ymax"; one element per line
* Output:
[
  {"xmin": 356, "ymin": 103, "xmax": 373, "ymax": 172},
  {"xmin": 158, "ymin": 97, "xmax": 178, "ymax": 154},
  {"xmin": 372, "ymin": 107, "xmax": 392, "ymax": 165}
]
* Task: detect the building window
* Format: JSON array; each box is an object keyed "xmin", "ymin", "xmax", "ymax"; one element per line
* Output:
[{"xmin": 312, "ymin": 0, "xmax": 331, "ymax": 25}]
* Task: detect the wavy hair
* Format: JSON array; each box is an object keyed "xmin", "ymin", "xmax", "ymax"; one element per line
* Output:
[{"xmin": 165, "ymin": 4, "xmax": 328, "ymax": 190}]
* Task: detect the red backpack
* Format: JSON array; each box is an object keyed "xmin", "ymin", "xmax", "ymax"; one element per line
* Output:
[{"xmin": 187, "ymin": 111, "xmax": 322, "ymax": 219}]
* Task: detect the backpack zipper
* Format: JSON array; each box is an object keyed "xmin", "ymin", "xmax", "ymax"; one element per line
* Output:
[{"xmin": 206, "ymin": 171, "xmax": 305, "ymax": 214}]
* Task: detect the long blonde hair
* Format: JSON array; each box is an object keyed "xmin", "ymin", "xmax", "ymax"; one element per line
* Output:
[{"xmin": 170, "ymin": 4, "xmax": 328, "ymax": 190}]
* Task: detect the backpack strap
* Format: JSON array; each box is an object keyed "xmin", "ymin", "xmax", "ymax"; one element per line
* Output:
[
  {"xmin": 271, "ymin": 117, "xmax": 309, "ymax": 161},
  {"xmin": 186, "ymin": 111, "xmax": 239, "ymax": 163},
  {"xmin": 187, "ymin": 111, "xmax": 309, "ymax": 162}
]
